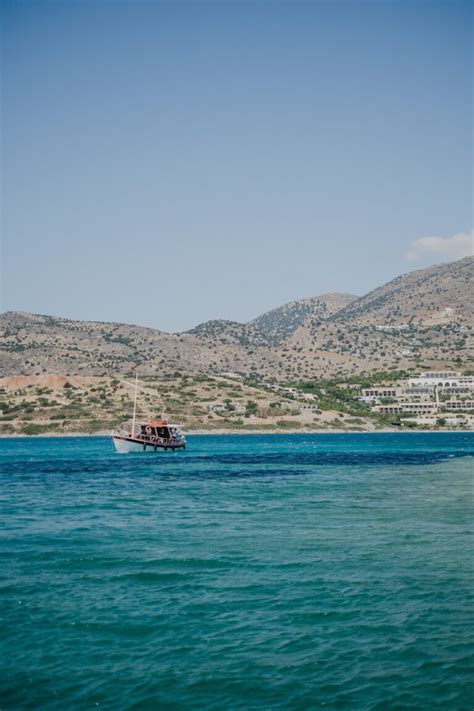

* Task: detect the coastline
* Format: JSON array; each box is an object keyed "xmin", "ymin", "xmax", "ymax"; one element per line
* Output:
[{"xmin": 1, "ymin": 427, "xmax": 473, "ymax": 439}]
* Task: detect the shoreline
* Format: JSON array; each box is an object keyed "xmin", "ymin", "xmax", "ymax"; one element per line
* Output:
[{"xmin": 1, "ymin": 428, "xmax": 473, "ymax": 439}]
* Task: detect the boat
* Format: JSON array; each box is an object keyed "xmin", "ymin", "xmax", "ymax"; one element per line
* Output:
[
  {"xmin": 112, "ymin": 376, "xmax": 186, "ymax": 453},
  {"xmin": 112, "ymin": 419, "xmax": 186, "ymax": 453}
]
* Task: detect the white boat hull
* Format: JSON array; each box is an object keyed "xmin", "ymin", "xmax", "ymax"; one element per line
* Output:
[{"xmin": 112, "ymin": 434, "xmax": 185, "ymax": 454}]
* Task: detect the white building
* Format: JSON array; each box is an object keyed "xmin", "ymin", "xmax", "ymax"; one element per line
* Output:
[
  {"xmin": 397, "ymin": 386, "xmax": 435, "ymax": 398},
  {"xmin": 444, "ymin": 400, "xmax": 474, "ymax": 411},
  {"xmin": 359, "ymin": 386, "xmax": 434, "ymax": 403},
  {"xmin": 408, "ymin": 371, "xmax": 466, "ymax": 388},
  {"xmin": 359, "ymin": 388, "xmax": 397, "ymax": 402},
  {"xmin": 456, "ymin": 377, "xmax": 474, "ymax": 388},
  {"xmin": 373, "ymin": 402, "xmax": 439, "ymax": 415},
  {"xmin": 404, "ymin": 414, "xmax": 469, "ymax": 426}
]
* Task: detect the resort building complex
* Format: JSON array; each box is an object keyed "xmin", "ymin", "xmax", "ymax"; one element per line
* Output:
[{"xmin": 357, "ymin": 371, "xmax": 474, "ymax": 426}]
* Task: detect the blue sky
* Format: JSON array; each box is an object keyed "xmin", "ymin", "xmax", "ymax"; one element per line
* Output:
[{"xmin": 2, "ymin": 0, "xmax": 472, "ymax": 332}]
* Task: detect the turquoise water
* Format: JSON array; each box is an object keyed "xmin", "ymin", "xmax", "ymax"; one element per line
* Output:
[{"xmin": 1, "ymin": 432, "xmax": 473, "ymax": 710}]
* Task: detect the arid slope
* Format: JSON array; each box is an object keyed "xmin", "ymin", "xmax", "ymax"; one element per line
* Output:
[{"xmin": 1, "ymin": 258, "xmax": 472, "ymax": 382}]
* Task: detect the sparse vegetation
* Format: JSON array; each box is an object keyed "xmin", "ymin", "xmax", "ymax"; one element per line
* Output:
[{"xmin": 1, "ymin": 258, "xmax": 472, "ymax": 434}]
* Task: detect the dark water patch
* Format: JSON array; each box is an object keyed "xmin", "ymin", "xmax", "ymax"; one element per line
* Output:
[
  {"xmin": 197, "ymin": 450, "xmax": 473, "ymax": 467},
  {"xmin": 1, "ymin": 451, "xmax": 472, "ymax": 481}
]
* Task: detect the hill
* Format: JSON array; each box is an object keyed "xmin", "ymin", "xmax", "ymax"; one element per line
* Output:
[
  {"xmin": 331, "ymin": 257, "xmax": 473, "ymax": 326},
  {"xmin": 1, "ymin": 258, "xmax": 472, "ymax": 384},
  {"xmin": 185, "ymin": 293, "xmax": 356, "ymax": 346},
  {"xmin": 251, "ymin": 293, "xmax": 357, "ymax": 343},
  {"xmin": 185, "ymin": 320, "xmax": 270, "ymax": 347},
  {"xmin": 0, "ymin": 310, "xmax": 281, "ymax": 380}
]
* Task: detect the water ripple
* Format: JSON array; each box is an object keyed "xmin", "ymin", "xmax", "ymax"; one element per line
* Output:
[{"xmin": 1, "ymin": 433, "xmax": 473, "ymax": 710}]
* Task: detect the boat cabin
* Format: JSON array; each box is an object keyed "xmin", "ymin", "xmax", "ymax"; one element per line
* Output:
[{"xmin": 139, "ymin": 420, "xmax": 180, "ymax": 441}]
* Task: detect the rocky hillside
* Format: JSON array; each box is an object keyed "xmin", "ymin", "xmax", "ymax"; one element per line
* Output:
[
  {"xmin": 1, "ymin": 258, "xmax": 472, "ymax": 382},
  {"xmin": 331, "ymin": 257, "xmax": 473, "ymax": 326},
  {"xmin": 0, "ymin": 311, "xmax": 282, "ymax": 380},
  {"xmin": 251, "ymin": 293, "xmax": 357, "ymax": 343},
  {"xmin": 185, "ymin": 294, "xmax": 356, "ymax": 346},
  {"xmin": 185, "ymin": 320, "xmax": 270, "ymax": 347}
]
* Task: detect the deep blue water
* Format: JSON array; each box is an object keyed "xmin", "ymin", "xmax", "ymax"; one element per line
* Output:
[{"xmin": 1, "ymin": 432, "xmax": 473, "ymax": 710}]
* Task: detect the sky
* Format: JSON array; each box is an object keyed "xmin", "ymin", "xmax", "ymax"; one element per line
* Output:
[{"xmin": 1, "ymin": 0, "xmax": 472, "ymax": 332}]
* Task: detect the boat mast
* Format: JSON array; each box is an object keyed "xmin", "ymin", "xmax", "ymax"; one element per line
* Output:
[{"xmin": 131, "ymin": 373, "xmax": 138, "ymax": 436}]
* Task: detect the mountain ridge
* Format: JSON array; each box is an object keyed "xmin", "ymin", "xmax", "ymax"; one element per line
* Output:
[
  {"xmin": 1, "ymin": 257, "xmax": 472, "ymax": 381},
  {"xmin": 331, "ymin": 256, "xmax": 473, "ymax": 326},
  {"xmin": 250, "ymin": 292, "xmax": 357, "ymax": 343}
]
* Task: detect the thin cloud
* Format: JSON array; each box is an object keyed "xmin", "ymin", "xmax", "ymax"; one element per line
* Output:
[{"xmin": 405, "ymin": 230, "xmax": 473, "ymax": 263}]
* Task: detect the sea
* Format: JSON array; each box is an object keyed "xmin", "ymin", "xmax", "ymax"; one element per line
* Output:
[{"xmin": 1, "ymin": 432, "xmax": 473, "ymax": 710}]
